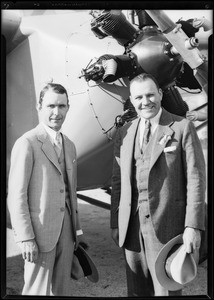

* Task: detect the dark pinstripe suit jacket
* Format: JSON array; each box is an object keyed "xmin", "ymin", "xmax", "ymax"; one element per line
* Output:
[{"xmin": 111, "ymin": 108, "xmax": 206, "ymax": 248}]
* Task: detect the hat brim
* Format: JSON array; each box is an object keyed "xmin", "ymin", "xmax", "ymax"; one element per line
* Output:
[
  {"xmin": 74, "ymin": 245, "xmax": 99, "ymax": 283},
  {"xmin": 155, "ymin": 234, "xmax": 184, "ymax": 291}
]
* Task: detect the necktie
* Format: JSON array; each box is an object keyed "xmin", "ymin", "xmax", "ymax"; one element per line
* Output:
[
  {"xmin": 54, "ymin": 132, "xmax": 62, "ymax": 158},
  {"xmin": 142, "ymin": 120, "xmax": 151, "ymax": 152}
]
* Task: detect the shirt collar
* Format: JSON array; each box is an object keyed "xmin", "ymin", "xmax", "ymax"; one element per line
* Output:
[
  {"xmin": 150, "ymin": 107, "xmax": 162, "ymax": 126},
  {"xmin": 41, "ymin": 122, "xmax": 62, "ymax": 143}
]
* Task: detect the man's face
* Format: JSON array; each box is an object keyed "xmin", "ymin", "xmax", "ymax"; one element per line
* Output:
[
  {"xmin": 130, "ymin": 78, "xmax": 162, "ymax": 119},
  {"xmin": 38, "ymin": 90, "xmax": 69, "ymax": 131}
]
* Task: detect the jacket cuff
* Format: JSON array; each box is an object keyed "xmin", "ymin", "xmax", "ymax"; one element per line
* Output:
[{"xmin": 76, "ymin": 229, "xmax": 83, "ymax": 236}]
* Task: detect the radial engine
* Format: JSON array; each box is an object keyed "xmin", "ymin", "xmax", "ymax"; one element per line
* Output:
[{"xmin": 81, "ymin": 10, "xmax": 207, "ymax": 123}]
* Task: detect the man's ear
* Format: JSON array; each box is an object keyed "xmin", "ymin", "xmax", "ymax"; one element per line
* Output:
[
  {"xmin": 36, "ymin": 102, "xmax": 42, "ymax": 112},
  {"xmin": 159, "ymin": 88, "xmax": 163, "ymax": 101}
]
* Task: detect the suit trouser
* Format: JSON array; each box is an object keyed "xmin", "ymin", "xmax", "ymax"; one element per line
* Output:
[
  {"xmin": 124, "ymin": 201, "xmax": 182, "ymax": 297},
  {"xmin": 22, "ymin": 206, "xmax": 75, "ymax": 296}
]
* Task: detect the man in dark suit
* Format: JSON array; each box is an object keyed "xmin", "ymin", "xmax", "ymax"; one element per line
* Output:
[
  {"xmin": 110, "ymin": 73, "xmax": 206, "ymax": 296},
  {"xmin": 7, "ymin": 83, "xmax": 87, "ymax": 296}
]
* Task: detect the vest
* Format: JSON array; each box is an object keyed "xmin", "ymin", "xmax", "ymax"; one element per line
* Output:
[{"xmin": 132, "ymin": 123, "xmax": 157, "ymax": 214}]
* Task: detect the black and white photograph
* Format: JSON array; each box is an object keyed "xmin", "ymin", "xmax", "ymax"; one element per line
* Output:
[{"xmin": 1, "ymin": 1, "xmax": 213, "ymax": 298}]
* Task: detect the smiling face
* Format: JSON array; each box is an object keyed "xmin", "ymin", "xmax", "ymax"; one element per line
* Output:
[
  {"xmin": 38, "ymin": 90, "xmax": 69, "ymax": 131},
  {"xmin": 130, "ymin": 77, "xmax": 163, "ymax": 120}
]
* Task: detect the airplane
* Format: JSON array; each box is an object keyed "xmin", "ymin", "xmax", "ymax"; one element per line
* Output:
[{"xmin": 1, "ymin": 4, "xmax": 212, "ymax": 208}]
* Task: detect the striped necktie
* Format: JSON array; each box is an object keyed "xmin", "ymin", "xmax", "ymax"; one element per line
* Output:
[
  {"xmin": 54, "ymin": 132, "xmax": 62, "ymax": 158},
  {"xmin": 142, "ymin": 120, "xmax": 151, "ymax": 152}
]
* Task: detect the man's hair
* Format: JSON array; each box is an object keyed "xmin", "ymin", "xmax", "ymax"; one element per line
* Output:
[
  {"xmin": 130, "ymin": 73, "xmax": 160, "ymax": 90},
  {"xmin": 38, "ymin": 83, "xmax": 69, "ymax": 108}
]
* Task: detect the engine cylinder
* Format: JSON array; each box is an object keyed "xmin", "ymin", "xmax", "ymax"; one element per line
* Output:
[{"xmin": 91, "ymin": 10, "xmax": 138, "ymax": 46}]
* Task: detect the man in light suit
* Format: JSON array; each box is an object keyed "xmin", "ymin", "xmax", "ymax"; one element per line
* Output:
[
  {"xmin": 7, "ymin": 83, "xmax": 87, "ymax": 296},
  {"xmin": 110, "ymin": 73, "xmax": 206, "ymax": 296}
]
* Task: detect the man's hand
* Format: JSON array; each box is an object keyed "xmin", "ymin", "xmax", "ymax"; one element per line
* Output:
[
  {"xmin": 186, "ymin": 111, "xmax": 198, "ymax": 121},
  {"xmin": 183, "ymin": 227, "xmax": 201, "ymax": 263},
  {"xmin": 75, "ymin": 235, "xmax": 89, "ymax": 251},
  {"xmin": 111, "ymin": 228, "xmax": 119, "ymax": 246},
  {"xmin": 19, "ymin": 239, "xmax": 39, "ymax": 263}
]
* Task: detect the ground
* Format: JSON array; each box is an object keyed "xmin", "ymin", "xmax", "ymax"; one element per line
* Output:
[{"xmin": 6, "ymin": 188, "xmax": 207, "ymax": 297}]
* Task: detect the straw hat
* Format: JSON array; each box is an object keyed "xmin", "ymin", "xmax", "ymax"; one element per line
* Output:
[{"xmin": 155, "ymin": 234, "xmax": 197, "ymax": 291}]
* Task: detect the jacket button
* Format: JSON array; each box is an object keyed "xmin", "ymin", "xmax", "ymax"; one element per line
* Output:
[
  {"xmin": 60, "ymin": 207, "xmax": 65, "ymax": 212},
  {"xmin": 60, "ymin": 189, "xmax": 64, "ymax": 193}
]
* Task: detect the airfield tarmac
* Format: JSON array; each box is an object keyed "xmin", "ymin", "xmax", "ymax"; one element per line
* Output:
[{"xmin": 6, "ymin": 188, "xmax": 207, "ymax": 297}]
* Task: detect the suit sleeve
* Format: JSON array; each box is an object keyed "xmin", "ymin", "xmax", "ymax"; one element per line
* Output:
[
  {"xmin": 75, "ymin": 209, "xmax": 82, "ymax": 233},
  {"xmin": 7, "ymin": 137, "xmax": 35, "ymax": 243},
  {"xmin": 110, "ymin": 128, "xmax": 122, "ymax": 229},
  {"xmin": 71, "ymin": 142, "xmax": 82, "ymax": 232},
  {"xmin": 182, "ymin": 120, "xmax": 206, "ymax": 230}
]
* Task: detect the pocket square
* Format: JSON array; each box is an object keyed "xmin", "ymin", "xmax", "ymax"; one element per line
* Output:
[
  {"xmin": 164, "ymin": 146, "xmax": 176, "ymax": 152},
  {"xmin": 158, "ymin": 134, "xmax": 172, "ymax": 146}
]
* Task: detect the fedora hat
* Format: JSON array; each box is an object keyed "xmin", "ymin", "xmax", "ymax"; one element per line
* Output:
[
  {"xmin": 155, "ymin": 234, "xmax": 197, "ymax": 291},
  {"xmin": 71, "ymin": 244, "xmax": 99, "ymax": 283}
]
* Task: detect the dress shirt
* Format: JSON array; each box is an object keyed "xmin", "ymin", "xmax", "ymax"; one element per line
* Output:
[
  {"xmin": 139, "ymin": 107, "xmax": 162, "ymax": 148},
  {"xmin": 41, "ymin": 122, "xmax": 62, "ymax": 146}
]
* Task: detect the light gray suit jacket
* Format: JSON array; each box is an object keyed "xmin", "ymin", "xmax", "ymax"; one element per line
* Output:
[
  {"xmin": 7, "ymin": 123, "xmax": 81, "ymax": 252},
  {"xmin": 111, "ymin": 108, "xmax": 206, "ymax": 247}
]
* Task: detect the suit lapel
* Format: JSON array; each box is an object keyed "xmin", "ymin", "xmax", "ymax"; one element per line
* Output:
[
  {"xmin": 63, "ymin": 135, "xmax": 74, "ymax": 170},
  {"xmin": 62, "ymin": 135, "xmax": 77, "ymax": 215},
  {"xmin": 36, "ymin": 124, "xmax": 62, "ymax": 173},
  {"xmin": 121, "ymin": 118, "xmax": 140, "ymax": 178},
  {"xmin": 150, "ymin": 109, "xmax": 174, "ymax": 170}
]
